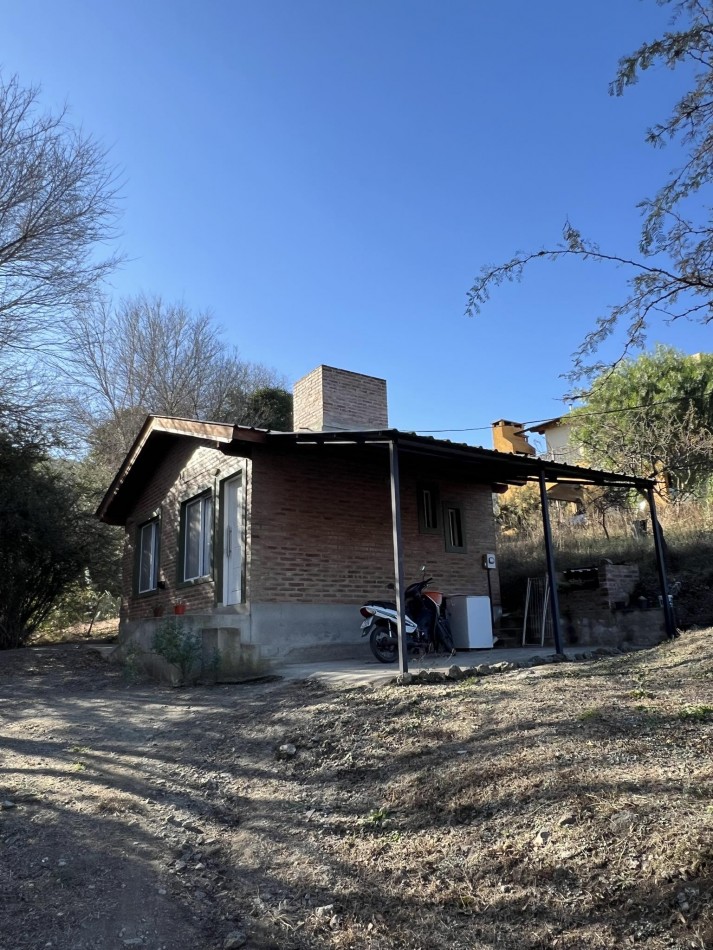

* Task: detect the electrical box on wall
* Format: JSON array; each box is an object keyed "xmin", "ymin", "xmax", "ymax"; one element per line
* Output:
[{"xmin": 483, "ymin": 552, "xmax": 497, "ymax": 570}]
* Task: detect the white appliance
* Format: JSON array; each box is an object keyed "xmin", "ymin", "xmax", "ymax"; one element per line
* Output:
[{"xmin": 447, "ymin": 595, "xmax": 493, "ymax": 649}]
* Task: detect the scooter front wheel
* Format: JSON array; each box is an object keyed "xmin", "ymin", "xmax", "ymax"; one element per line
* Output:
[{"xmin": 369, "ymin": 623, "xmax": 398, "ymax": 663}]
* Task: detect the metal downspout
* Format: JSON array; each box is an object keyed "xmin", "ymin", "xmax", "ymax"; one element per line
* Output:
[
  {"xmin": 538, "ymin": 469, "xmax": 564, "ymax": 655},
  {"xmin": 647, "ymin": 487, "xmax": 677, "ymax": 640},
  {"xmin": 389, "ymin": 440, "xmax": 408, "ymax": 675}
]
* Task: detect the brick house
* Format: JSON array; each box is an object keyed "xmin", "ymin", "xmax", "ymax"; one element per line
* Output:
[{"xmin": 98, "ymin": 365, "xmax": 669, "ymax": 675}]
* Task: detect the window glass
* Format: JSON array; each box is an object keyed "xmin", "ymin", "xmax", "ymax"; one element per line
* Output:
[
  {"xmin": 418, "ymin": 482, "xmax": 440, "ymax": 534},
  {"xmin": 138, "ymin": 520, "xmax": 159, "ymax": 593},
  {"xmin": 202, "ymin": 496, "xmax": 213, "ymax": 576},
  {"xmin": 443, "ymin": 503, "xmax": 466, "ymax": 553},
  {"xmin": 184, "ymin": 495, "xmax": 212, "ymax": 580},
  {"xmin": 422, "ymin": 489, "xmax": 436, "ymax": 529},
  {"xmin": 448, "ymin": 507, "xmax": 463, "ymax": 548}
]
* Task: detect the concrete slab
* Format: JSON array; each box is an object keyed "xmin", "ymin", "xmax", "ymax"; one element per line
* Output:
[{"xmin": 279, "ymin": 645, "xmax": 582, "ymax": 688}]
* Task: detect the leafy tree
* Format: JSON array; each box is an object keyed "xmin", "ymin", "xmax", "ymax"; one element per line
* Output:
[
  {"xmin": 495, "ymin": 483, "xmax": 542, "ymax": 538},
  {"xmin": 0, "ymin": 433, "xmax": 117, "ymax": 649},
  {"xmin": 241, "ymin": 387, "xmax": 293, "ymax": 430},
  {"xmin": 0, "ymin": 72, "xmax": 120, "ymax": 430},
  {"xmin": 569, "ymin": 346, "xmax": 713, "ymax": 498},
  {"xmin": 467, "ymin": 0, "xmax": 713, "ymax": 379}
]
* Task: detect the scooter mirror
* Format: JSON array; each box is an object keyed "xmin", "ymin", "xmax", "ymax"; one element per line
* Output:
[{"xmin": 386, "ymin": 582, "xmax": 395, "ymax": 590}]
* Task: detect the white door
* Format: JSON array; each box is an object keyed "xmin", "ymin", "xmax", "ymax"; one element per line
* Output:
[{"xmin": 223, "ymin": 475, "xmax": 242, "ymax": 605}]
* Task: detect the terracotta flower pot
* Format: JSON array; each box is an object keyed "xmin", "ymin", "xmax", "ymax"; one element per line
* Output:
[{"xmin": 173, "ymin": 603, "xmax": 186, "ymax": 616}]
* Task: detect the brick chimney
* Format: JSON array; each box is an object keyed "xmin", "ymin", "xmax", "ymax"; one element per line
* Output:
[{"xmin": 293, "ymin": 365, "xmax": 389, "ymax": 432}]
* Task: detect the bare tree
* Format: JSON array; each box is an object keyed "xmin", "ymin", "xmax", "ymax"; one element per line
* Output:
[
  {"xmin": 0, "ymin": 72, "xmax": 120, "ymax": 431},
  {"xmin": 0, "ymin": 74, "xmax": 120, "ymax": 352},
  {"xmin": 61, "ymin": 294, "xmax": 286, "ymax": 469}
]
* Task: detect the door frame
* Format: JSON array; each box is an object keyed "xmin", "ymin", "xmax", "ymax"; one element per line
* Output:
[{"xmin": 216, "ymin": 469, "xmax": 246, "ymax": 606}]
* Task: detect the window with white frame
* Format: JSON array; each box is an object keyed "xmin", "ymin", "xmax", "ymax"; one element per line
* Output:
[
  {"xmin": 443, "ymin": 502, "xmax": 466, "ymax": 553},
  {"xmin": 182, "ymin": 493, "xmax": 213, "ymax": 581},
  {"xmin": 137, "ymin": 518, "xmax": 160, "ymax": 593},
  {"xmin": 417, "ymin": 482, "xmax": 440, "ymax": 535}
]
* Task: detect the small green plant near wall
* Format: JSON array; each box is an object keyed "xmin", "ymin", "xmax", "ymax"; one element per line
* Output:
[
  {"xmin": 205, "ymin": 648, "xmax": 223, "ymax": 683},
  {"xmin": 679, "ymin": 704, "xmax": 713, "ymax": 722},
  {"xmin": 123, "ymin": 641, "xmax": 144, "ymax": 684},
  {"xmin": 152, "ymin": 617, "xmax": 202, "ymax": 686}
]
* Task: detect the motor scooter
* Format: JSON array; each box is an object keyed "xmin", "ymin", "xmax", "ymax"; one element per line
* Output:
[{"xmin": 360, "ymin": 575, "xmax": 454, "ymax": 663}]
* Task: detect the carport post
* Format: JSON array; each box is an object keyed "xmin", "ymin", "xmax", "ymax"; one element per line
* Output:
[
  {"xmin": 389, "ymin": 439, "xmax": 408, "ymax": 675},
  {"xmin": 647, "ymin": 487, "xmax": 677, "ymax": 640},
  {"xmin": 538, "ymin": 469, "xmax": 564, "ymax": 655}
]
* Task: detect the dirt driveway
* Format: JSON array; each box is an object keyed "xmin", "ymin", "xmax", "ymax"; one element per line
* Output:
[{"xmin": 1, "ymin": 636, "xmax": 712, "ymax": 950}]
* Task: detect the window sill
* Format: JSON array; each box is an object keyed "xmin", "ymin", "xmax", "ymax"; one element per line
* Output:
[{"xmin": 177, "ymin": 576, "xmax": 213, "ymax": 590}]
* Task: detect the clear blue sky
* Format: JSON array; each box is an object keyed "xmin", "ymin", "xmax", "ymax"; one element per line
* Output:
[{"xmin": 3, "ymin": 0, "xmax": 708, "ymax": 444}]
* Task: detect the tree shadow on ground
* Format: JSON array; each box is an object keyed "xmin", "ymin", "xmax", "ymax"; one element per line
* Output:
[{"xmin": 1, "ymin": 641, "xmax": 712, "ymax": 949}]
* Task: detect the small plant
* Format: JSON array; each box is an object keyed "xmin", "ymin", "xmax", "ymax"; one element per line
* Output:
[
  {"xmin": 152, "ymin": 617, "xmax": 202, "ymax": 685},
  {"xmin": 123, "ymin": 641, "xmax": 144, "ymax": 684},
  {"xmin": 679, "ymin": 704, "xmax": 713, "ymax": 721},
  {"xmin": 205, "ymin": 648, "xmax": 223, "ymax": 681},
  {"xmin": 577, "ymin": 707, "xmax": 602, "ymax": 722},
  {"xmin": 366, "ymin": 807, "xmax": 390, "ymax": 825}
]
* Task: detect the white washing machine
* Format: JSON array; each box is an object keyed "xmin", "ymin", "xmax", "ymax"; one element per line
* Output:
[{"xmin": 447, "ymin": 595, "xmax": 493, "ymax": 649}]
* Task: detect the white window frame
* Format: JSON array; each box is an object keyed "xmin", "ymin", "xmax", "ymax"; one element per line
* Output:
[
  {"xmin": 183, "ymin": 494, "xmax": 213, "ymax": 582},
  {"xmin": 417, "ymin": 481, "xmax": 440, "ymax": 535},
  {"xmin": 443, "ymin": 502, "xmax": 466, "ymax": 553},
  {"xmin": 138, "ymin": 519, "xmax": 160, "ymax": 593}
]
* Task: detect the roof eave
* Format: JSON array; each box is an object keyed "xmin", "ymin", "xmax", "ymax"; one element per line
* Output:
[{"xmin": 96, "ymin": 416, "xmax": 265, "ymax": 523}]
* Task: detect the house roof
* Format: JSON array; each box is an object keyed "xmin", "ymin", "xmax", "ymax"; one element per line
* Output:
[
  {"xmin": 270, "ymin": 429, "xmax": 652, "ymax": 488},
  {"xmin": 96, "ymin": 415, "xmax": 268, "ymax": 524},
  {"xmin": 97, "ymin": 416, "xmax": 654, "ymax": 525},
  {"xmin": 520, "ymin": 416, "xmax": 566, "ymax": 435}
]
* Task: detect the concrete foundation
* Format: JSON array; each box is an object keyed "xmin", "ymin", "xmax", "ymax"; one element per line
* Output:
[
  {"xmin": 248, "ymin": 603, "xmax": 359, "ymax": 661},
  {"xmin": 115, "ymin": 601, "xmax": 361, "ymax": 681}
]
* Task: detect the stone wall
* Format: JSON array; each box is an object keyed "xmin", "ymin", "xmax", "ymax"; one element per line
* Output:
[{"xmin": 559, "ymin": 562, "xmax": 666, "ymax": 648}]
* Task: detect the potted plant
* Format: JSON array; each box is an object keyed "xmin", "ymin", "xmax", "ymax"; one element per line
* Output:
[{"xmin": 173, "ymin": 600, "xmax": 187, "ymax": 616}]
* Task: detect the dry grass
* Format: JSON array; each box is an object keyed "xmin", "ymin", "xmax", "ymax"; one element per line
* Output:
[
  {"xmin": 265, "ymin": 633, "xmax": 713, "ymax": 949},
  {"xmin": 28, "ymin": 616, "xmax": 119, "ymax": 645},
  {"xmin": 498, "ymin": 498, "xmax": 713, "ymax": 629},
  {"xmin": 1, "ymin": 632, "xmax": 712, "ymax": 949}
]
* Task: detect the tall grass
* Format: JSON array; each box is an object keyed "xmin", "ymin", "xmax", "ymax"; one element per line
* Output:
[{"xmin": 497, "ymin": 498, "xmax": 713, "ymax": 628}]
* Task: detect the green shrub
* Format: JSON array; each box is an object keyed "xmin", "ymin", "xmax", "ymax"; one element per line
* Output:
[
  {"xmin": 679, "ymin": 705, "xmax": 713, "ymax": 721},
  {"xmin": 152, "ymin": 618, "xmax": 202, "ymax": 685}
]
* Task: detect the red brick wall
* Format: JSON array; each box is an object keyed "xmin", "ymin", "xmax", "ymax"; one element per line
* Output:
[
  {"xmin": 400, "ymin": 461, "xmax": 500, "ymax": 604},
  {"xmin": 120, "ymin": 438, "xmax": 501, "ymax": 618},
  {"xmin": 122, "ymin": 440, "xmax": 245, "ymax": 621},
  {"xmin": 249, "ymin": 446, "xmax": 499, "ymax": 605}
]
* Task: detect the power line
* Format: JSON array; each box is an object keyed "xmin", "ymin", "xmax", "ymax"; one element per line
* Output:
[{"xmin": 409, "ymin": 394, "xmax": 695, "ymax": 435}]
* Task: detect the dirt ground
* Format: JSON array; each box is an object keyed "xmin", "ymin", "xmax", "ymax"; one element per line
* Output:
[{"xmin": 1, "ymin": 633, "xmax": 712, "ymax": 950}]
